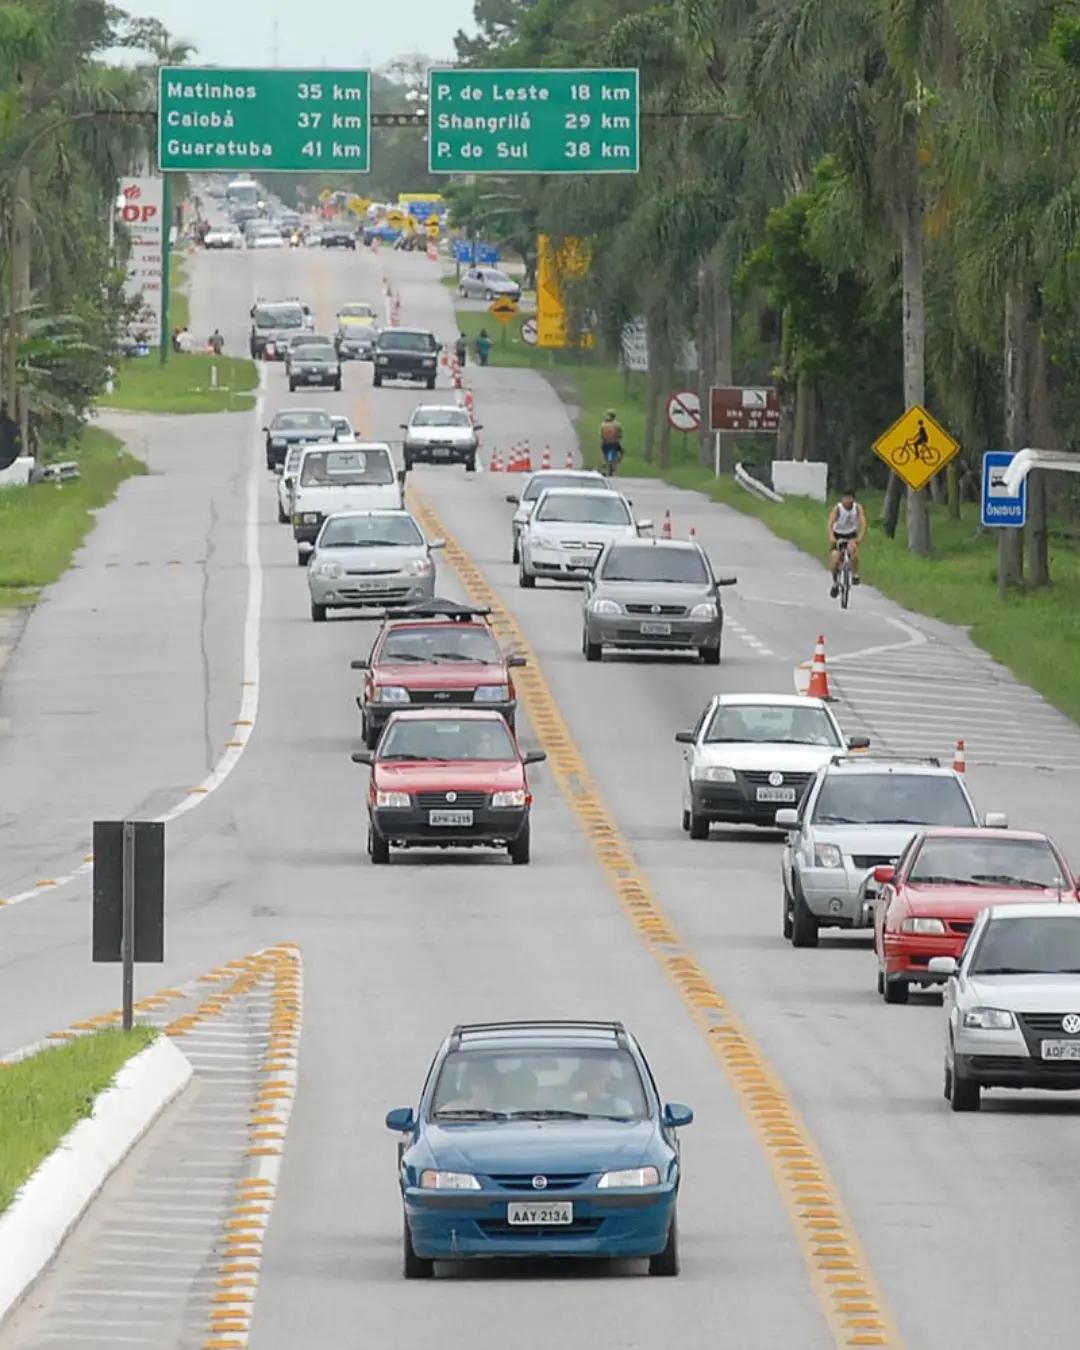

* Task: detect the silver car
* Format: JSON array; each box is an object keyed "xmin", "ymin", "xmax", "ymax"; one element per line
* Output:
[
  {"xmin": 778, "ymin": 756, "xmax": 1006, "ymax": 947},
  {"xmin": 458, "ymin": 266, "xmax": 521, "ymax": 301},
  {"xmin": 307, "ymin": 510, "xmax": 444, "ymax": 623},
  {"xmin": 506, "ymin": 469, "xmax": 613, "ymax": 563},
  {"xmin": 934, "ymin": 904, "xmax": 1080, "ymax": 1111},
  {"xmin": 401, "ymin": 404, "xmax": 481, "ymax": 471},
  {"xmin": 582, "ymin": 539, "xmax": 735, "ymax": 664}
]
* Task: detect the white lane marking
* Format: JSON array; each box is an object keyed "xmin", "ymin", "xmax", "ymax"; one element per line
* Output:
[
  {"xmin": 822, "ymin": 614, "xmax": 928, "ymax": 664},
  {"xmin": 725, "ymin": 616, "xmax": 775, "ymax": 658},
  {"xmin": 0, "ymin": 365, "xmax": 267, "ymax": 912}
]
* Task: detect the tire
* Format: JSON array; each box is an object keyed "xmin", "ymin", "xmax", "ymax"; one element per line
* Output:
[
  {"xmin": 402, "ymin": 1220, "xmax": 433, "ymax": 1279},
  {"xmin": 288, "ymin": 380, "xmax": 297, "ymax": 392},
  {"xmin": 782, "ymin": 882, "xmax": 794, "ymax": 939},
  {"xmin": 296, "ymin": 551, "xmax": 308, "ymax": 567},
  {"xmin": 583, "ymin": 635, "xmax": 602, "ymax": 661},
  {"xmin": 277, "ymin": 502, "xmax": 288, "ymax": 524},
  {"xmin": 882, "ymin": 976, "xmax": 909, "ymax": 1004},
  {"xmin": 333, "ymin": 378, "xmax": 342, "ymax": 392},
  {"xmin": 508, "ymin": 822, "xmax": 531, "ymax": 865},
  {"xmin": 648, "ymin": 1215, "xmax": 679, "ymax": 1276},
  {"xmin": 876, "ymin": 968, "xmax": 885, "ymax": 995},
  {"xmin": 950, "ymin": 1060, "xmax": 981, "ymax": 1112},
  {"xmin": 373, "ymin": 373, "xmax": 383, "ymax": 387},
  {"xmin": 790, "ymin": 880, "xmax": 819, "ymax": 948},
  {"xmin": 310, "ymin": 602, "xmax": 327, "ymax": 623},
  {"xmin": 518, "ymin": 562, "xmax": 535, "ymax": 589},
  {"xmin": 363, "ymin": 716, "xmax": 380, "ymax": 751},
  {"xmin": 369, "ymin": 828, "xmax": 390, "ymax": 866},
  {"xmin": 700, "ymin": 644, "xmax": 721, "ymax": 666},
  {"xmin": 688, "ymin": 812, "xmax": 709, "ymax": 841},
  {"xmin": 512, "ymin": 539, "xmax": 520, "ymax": 564},
  {"xmin": 426, "ymin": 377, "xmax": 436, "ymax": 389},
  {"xmin": 403, "ymin": 455, "xmax": 413, "ymax": 472},
  {"xmin": 681, "ymin": 809, "xmax": 690, "ymax": 833},
  {"xmin": 465, "ymin": 457, "xmax": 476, "ymax": 473}
]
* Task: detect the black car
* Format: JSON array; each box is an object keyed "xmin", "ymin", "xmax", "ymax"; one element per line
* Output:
[
  {"xmin": 264, "ymin": 409, "xmax": 337, "ymax": 470},
  {"xmin": 288, "ymin": 343, "xmax": 342, "ymax": 393},
  {"xmin": 250, "ymin": 300, "xmax": 312, "ymax": 358},
  {"xmin": 321, "ymin": 227, "xmax": 357, "ymax": 250},
  {"xmin": 283, "ymin": 333, "xmax": 334, "ymax": 370},
  {"xmin": 373, "ymin": 329, "xmax": 440, "ymax": 389},
  {"xmin": 336, "ymin": 324, "xmax": 378, "ymax": 361}
]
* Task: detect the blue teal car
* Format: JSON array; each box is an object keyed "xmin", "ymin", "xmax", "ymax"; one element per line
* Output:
[{"xmin": 385, "ymin": 1019, "xmax": 693, "ymax": 1278}]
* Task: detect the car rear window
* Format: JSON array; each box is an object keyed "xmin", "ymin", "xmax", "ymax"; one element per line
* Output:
[
  {"xmin": 601, "ymin": 545, "xmax": 709, "ymax": 584},
  {"xmin": 299, "ymin": 449, "xmax": 395, "ymax": 486},
  {"xmin": 380, "ymin": 331, "xmax": 437, "ymax": 353},
  {"xmin": 430, "ymin": 1047, "xmax": 648, "ymax": 1121},
  {"xmin": 812, "ymin": 774, "xmax": 975, "ymax": 827},
  {"xmin": 254, "ymin": 305, "xmax": 303, "ymax": 328}
]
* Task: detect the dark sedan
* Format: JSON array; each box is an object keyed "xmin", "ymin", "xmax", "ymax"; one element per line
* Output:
[{"xmin": 288, "ymin": 343, "xmax": 342, "ymax": 393}]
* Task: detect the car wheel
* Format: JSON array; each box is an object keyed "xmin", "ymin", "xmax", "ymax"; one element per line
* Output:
[
  {"xmin": 288, "ymin": 380, "xmax": 297, "ymax": 392},
  {"xmin": 681, "ymin": 809, "xmax": 690, "ymax": 833},
  {"xmin": 782, "ymin": 882, "xmax": 794, "ymax": 939},
  {"xmin": 700, "ymin": 644, "xmax": 721, "ymax": 666},
  {"xmin": 426, "ymin": 377, "xmax": 436, "ymax": 389},
  {"xmin": 296, "ymin": 551, "xmax": 308, "ymax": 567},
  {"xmin": 402, "ymin": 1219, "xmax": 433, "ymax": 1279},
  {"xmin": 277, "ymin": 501, "xmax": 288, "ymax": 524},
  {"xmin": 310, "ymin": 602, "xmax": 327, "ymax": 623},
  {"xmin": 518, "ymin": 562, "xmax": 535, "ymax": 589},
  {"xmin": 688, "ymin": 811, "xmax": 709, "ymax": 841},
  {"xmin": 790, "ymin": 880, "xmax": 819, "ymax": 948},
  {"xmin": 583, "ymin": 635, "xmax": 602, "ymax": 661},
  {"xmin": 373, "ymin": 373, "xmax": 383, "ymax": 387},
  {"xmin": 465, "ymin": 457, "xmax": 476, "ymax": 473},
  {"xmin": 882, "ymin": 976, "xmax": 909, "ymax": 1004},
  {"xmin": 363, "ymin": 717, "xmax": 380, "ymax": 751},
  {"xmin": 950, "ymin": 1061, "xmax": 981, "ymax": 1112},
  {"xmin": 648, "ymin": 1214, "xmax": 679, "ymax": 1276},
  {"xmin": 333, "ymin": 379, "xmax": 342, "ymax": 392},
  {"xmin": 876, "ymin": 968, "xmax": 884, "ymax": 995},
  {"xmin": 511, "ymin": 536, "xmax": 520, "ymax": 565},
  {"xmin": 508, "ymin": 821, "xmax": 531, "ymax": 865},
  {"xmin": 369, "ymin": 828, "xmax": 391, "ymax": 866},
  {"xmin": 943, "ymin": 1059, "xmax": 953, "ymax": 1101}
]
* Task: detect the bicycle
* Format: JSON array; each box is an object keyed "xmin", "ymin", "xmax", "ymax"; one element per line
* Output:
[
  {"xmin": 602, "ymin": 443, "xmax": 623, "ymax": 477},
  {"xmin": 892, "ymin": 436, "xmax": 940, "ymax": 469},
  {"xmin": 835, "ymin": 539, "xmax": 854, "ymax": 610}
]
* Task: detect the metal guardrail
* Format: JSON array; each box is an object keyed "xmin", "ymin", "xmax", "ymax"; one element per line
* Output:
[{"xmin": 734, "ymin": 461, "xmax": 784, "ymax": 503}]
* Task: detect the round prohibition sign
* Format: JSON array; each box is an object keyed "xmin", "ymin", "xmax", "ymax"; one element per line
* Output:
[
  {"xmin": 666, "ymin": 390, "xmax": 701, "ymax": 433},
  {"xmin": 520, "ymin": 317, "xmax": 538, "ymax": 346}
]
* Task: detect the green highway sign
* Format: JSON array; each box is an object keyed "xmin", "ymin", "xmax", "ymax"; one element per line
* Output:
[
  {"xmin": 427, "ymin": 67, "xmax": 639, "ymax": 175},
  {"xmin": 157, "ymin": 67, "xmax": 371, "ymax": 173}
]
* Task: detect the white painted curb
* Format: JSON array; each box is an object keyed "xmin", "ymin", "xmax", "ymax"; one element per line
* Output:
[{"xmin": 0, "ymin": 1035, "xmax": 193, "ymax": 1328}]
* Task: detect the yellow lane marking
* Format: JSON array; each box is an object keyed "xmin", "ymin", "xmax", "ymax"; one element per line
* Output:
[{"xmin": 406, "ymin": 482, "xmax": 903, "ymax": 1350}]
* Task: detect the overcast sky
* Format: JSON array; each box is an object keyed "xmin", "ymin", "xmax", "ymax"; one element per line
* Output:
[{"xmin": 119, "ymin": 0, "xmax": 477, "ymax": 69}]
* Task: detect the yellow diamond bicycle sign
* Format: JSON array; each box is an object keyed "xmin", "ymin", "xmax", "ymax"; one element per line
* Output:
[{"xmin": 872, "ymin": 404, "xmax": 960, "ymax": 492}]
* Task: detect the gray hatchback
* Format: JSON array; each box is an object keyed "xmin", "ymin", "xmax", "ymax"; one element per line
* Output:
[
  {"xmin": 581, "ymin": 538, "xmax": 736, "ymax": 664},
  {"xmin": 307, "ymin": 510, "xmax": 444, "ymax": 622}
]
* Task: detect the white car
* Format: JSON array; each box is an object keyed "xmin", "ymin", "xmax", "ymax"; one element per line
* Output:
[
  {"xmin": 934, "ymin": 903, "xmax": 1080, "ymax": 1112},
  {"xmin": 330, "ymin": 414, "xmax": 354, "ymax": 439},
  {"xmin": 518, "ymin": 488, "xmax": 650, "ymax": 588},
  {"xmin": 277, "ymin": 445, "xmax": 305, "ymax": 523},
  {"xmin": 674, "ymin": 694, "xmax": 870, "ymax": 837},
  {"xmin": 505, "ymin": 469, "xmax": 613, "ymax": 563},
  {"xmin": 249, "ymin": 229, "xmax": 284, "ymax": 249},
  {"xmin": 204, "ymin": 226, "xmax": 239, "ymax": 249}
]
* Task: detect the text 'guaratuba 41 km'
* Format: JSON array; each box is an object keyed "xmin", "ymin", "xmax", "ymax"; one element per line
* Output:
[
  {"xmin": 427, "ymin": 68, "xmax": 640, "ymax": 175},
  {"xmin": 157, "ymin": 67, "xmax": 371, "ymax": 174}
]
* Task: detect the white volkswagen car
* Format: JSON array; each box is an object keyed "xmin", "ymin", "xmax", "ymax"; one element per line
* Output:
[
  {"xmin": 505, "ymin": 469, "xmax": 614, "ymax": 563},
  {"xmin": 518, "ymin": 489, "xmax": 650, "ymax": 588}
]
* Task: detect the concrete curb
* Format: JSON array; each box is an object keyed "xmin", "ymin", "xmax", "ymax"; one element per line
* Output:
[{"xmin": 0, "ymin": 1034, "xmax": 193, "ymax": 1329}]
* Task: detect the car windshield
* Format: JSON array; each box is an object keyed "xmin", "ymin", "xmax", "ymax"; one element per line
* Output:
[
  {"xmin": 254, "ymin": 305, "xmax": 303, "ymax": 329},
  {"xmin": 430, "ymin": 1047, "xmax": 649, "ymax": 1121},
  {"xmin": 380, "ymin": 625, "xmax": 501, "ymax": 664},
  {"xmin": 909, "ymin": 837, "xmax": 1068, "ymax": 888},
  {"xmin": 704, "ymin": 703, "xmax": 842, "ymax": 747},
  {"xmin": 811, "ymin": 774, "xmax": 975, "ymax": 826},
  {"xmin": 411, "ymin": 409, "xmax": 471, "ymax": 427},
  {"xmin": 273, "ymin": 412, "xmax": 332, "ymax": 432},
  {"xmin": 294, "ymin": 345, "xmax": 336, "ymax": 362},
  {"xmin": 523, "ymin": 473, "xmax": 604, "ymax": 501},
  {"xmin": 380, "ymin": 331, "xmax": 437, "ymax": 352},
  {"xmin": 379, "ymin": 717, "xmax": 515, "ymax": 762},
  {"xmin": 535, "ymin": 494, "xmax": 631, "ymax": 525},
  {"xmin": 340, "ymin": 304, "xmax": 373, "ymax": 318},
  {"xmin": 299, "ymin": 450, "xmax": 395, "ymax": 486},
  {"xmin": 319, "ymin": 515, "xmax": 422, "ymax": 548},
  {"xmin": 602, "ymin": 545, "xmax": 709, "ymax": 584},
  {"xmin": 969, "ymin": 916, "xmax": 1080, "ymax": 975}
]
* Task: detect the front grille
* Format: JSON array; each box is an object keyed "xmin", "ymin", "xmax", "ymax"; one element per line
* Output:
[
  {"xmin": 947, "ymin": 920, "xmax": 973, "ymax": 935},
  {"xmin": 344, "ymin": 568, "xmax": 399, "ymax": 577},
  {"xmin": 490, "ymin": 1172, "xmax": 591, "ymax": 1191},
  {"xmin": 338, "ymin": 586, "xmax": 412, "ymax": 603},
  {"xmin": 407, "ymin": 689, "xmax": 475, "ymax": 706},
  {"xmin": 477, "ymin": 1218, "xmax": 603, "ymax": 1237},
  {"xmin": 851, "ymin": 854, "xmax": 896, "ymax": 870},
  {"xmin": 1018, "ymin": 1013, "xmax": 1080, "ymax": 1035},
  {"xmin": 560, "ymin": 541, "xmax": 604, "ymax": 551},
  {"xmin": 624, "ymin": 604, "xmax": 688, "ymax": 616},
  {"xmin": 415, "ymin": 791, "xmax": 488, "ymax": 810},
  {"xmin": 613, "ymin": 628, "xmax": 695, "ymax": 643},
  {"xmin": 739, "ymin": 770, "xmax": 814, "ymax": 792},
  {"xmin": 971, "ymin": 1055, "xmax": 1080, "ymax": 1076}
]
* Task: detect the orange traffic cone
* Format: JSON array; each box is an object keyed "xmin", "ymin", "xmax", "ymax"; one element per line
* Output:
[
  {"xmin": 565, "ymin": 450, "xmax": 574, "ymax": 469},
  {"xmin": 661, "ymin": 510, "xmax": 672, "ymax": 538},
  {"xmin": 523, "ymin": 441, "xmax": 532, "ymax": 471},
  {"xmin": 953, "ymin": 739, "xmax": 966, "ymax": 773},
  {"xmin": 440, "ymin": 349, "xmax": 448, "ymax": 367},
  {"xmin": 489, "ymin": 449, "xmax": 503, "ymax": 472},
  {"xmin": 541, "ymin": 447, "xmax": 552, "ymax": 470},
  {"xmin": 806, "ymin": 635, "xmax": 834, "ymax": 700},
  {"xmin": 465, "ymin": 388, "xmax": 475, "ymax": 412}
]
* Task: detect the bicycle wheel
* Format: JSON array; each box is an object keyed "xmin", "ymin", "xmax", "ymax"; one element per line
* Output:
[
  {"xmin": 892, "ymin": 442, "xmax": 913, "ymax": 467},
  {"xmin": 839, "ymin": 559, "xmax": 851, "ymax": 609},
  {"xmin": 920, "ymin": 443, "xmax": 941, "ymax": 468}
]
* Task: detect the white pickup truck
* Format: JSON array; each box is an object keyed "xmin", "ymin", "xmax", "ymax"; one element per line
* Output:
[{"xmin": 291, "ymin": 442, "xmax": 405, "ymax": 564}]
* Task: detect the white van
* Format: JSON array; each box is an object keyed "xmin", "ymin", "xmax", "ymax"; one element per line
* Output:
[{"xmin": 292, "ymin": 442, "xmax": 404, "ymax": 564}]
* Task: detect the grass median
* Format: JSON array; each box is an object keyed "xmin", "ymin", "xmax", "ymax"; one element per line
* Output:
[
  {"xmin": 0, "ymin": 427, "xmax": 147, "ymax": 609},
  {"xmin": 100, "ymin": 353, "xmax": 258, "ymax": 415},
  {"xmin": 455, "ymin": 304, "xmax": 1080, "ymax": 725},
  {"xmin": 171, "ymin": 252, "xmax": 190, "ymax": 332},
  {"xmin": 0, "ymin": 1027, "xmax": 157, "ymax": 1215}
]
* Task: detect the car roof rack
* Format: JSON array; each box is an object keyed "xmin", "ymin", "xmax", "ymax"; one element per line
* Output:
[
  {"xmin": 450, "ymin": 1020, "xmax": 628, "ymax": 1049},
  {"xmin": 387, "ymin": 598, "xmax": 492, "ymax": 622},
  {"xmin": 828, "ymin": 752, "xmax": 941, "ymax": 768}
]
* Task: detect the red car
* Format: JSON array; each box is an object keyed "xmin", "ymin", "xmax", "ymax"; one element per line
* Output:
[
  {"xmin": 351, "ymin": 708, "xmax": 546, "ymax": 865},
  {"xmin": 873, "ymin": 827, "xmax": 1079, "ymax": 1003},
  {"xmin": 351, "ymin": 600, "xmax": 526, "ymax": 749}
]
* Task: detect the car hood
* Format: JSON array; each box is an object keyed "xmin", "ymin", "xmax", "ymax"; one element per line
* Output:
[
  {"xmin": 295, "ymin": 484, "xmax": 402, "ymax": 512},
  {"xmin": 698, "ymin": 743, "xmax": 840, "ymax": 771},
  {"xmin": 902, "ymin": 884, "xmax": 1074, "ymax": 916},
  {"xmin": 373, "ymin": 662, "xmax": 506, "ymax": 689},
  {"xmin": 421, "ymin": 1119, "xmax": 656, "ymax": 1173},
  {"xmin": 965, "ymin": 973, "xmax": 1080, "ymax": 1010},
  {"xmin": 374, "ymin": 760, "xmax": 525, "ymax": 792},
  {"xmin": 529, "ymin": 522, "xmax": 637, "ymax": 543},
  {"xmin": 594, "ymin": 581, "xmax": 715, "ymax": 608},
  {"xmin": 809, "ymin": 822, "xmax": 938, "ymax": 858},
  {"xmin": 407, "ymin": 425, "xmax": 476, "ymax": 443},
  {"xmin": 314, "ymin": 545, "xmax": 425, "ymax": 570}
]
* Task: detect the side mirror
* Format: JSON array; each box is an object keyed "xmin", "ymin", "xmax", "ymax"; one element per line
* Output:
[
  {"xmin": 385, "ymin": 1106, "xmax": 415, "ymax": 1132},
  {"xmin": 262, "ymin": 426, "xmax": 268, "ymax": 433},
  {"xmin": 636, "ymin": 519, "xmax": 654, "ymax": 531},
  {"xmin": 523, "ymin": 750, "xmax": 547, "ymax": 765},
  {"xmin": 284, "ymin": 477, "xmax": 294, "ymax": 488},
  {"xmin": 505, "ymin": 494, "xmax": 519, "ymax": 504},
  {"xmin": 473, "ymin": 423, "xmax": 483, "ymax": 431},
  {"xmin": 847, "ymin": 735, "xmax": 871, "ymax": 749},
  {"xmin": 428, "ymin": 538, "xmax": 446, "ymax": 550},
  {"xmin": 399, "ymin": 423, "xmax": 408, "ymax": 430},
  {"xmin": 873, "ymin": 865, "xmax": 896, "ymax": 885},
  {"xmin": 927, "ymin": 955, "xmax": 957, "ymax": 978},
  {"xmin": 506, "ymin": 655, "xmax": 527, "ymax": 668},
  {"xmin": 397, "ymin": 469, "xmax": 407, "ymax": 484},
  {"xmin": 663, "ymin": 1102, "xmax": 694, "ymax": 1129},
  {"xmin": 674, "ymin": 731, "xmax": 695, "ymax": 745},
  {"xmin": 351, "ymin": 750, "xmax": 373, "ymax": 764},
  {"xmin": 350, "ymin": 658, "xmax": 368, "ymax": 669},
  {"xmin": 715, "ymin": 576, "xmax": 738, "ymax": 586},
  {"xmin": 775, "ymin": 808, "xmax": 799, "ymax": 829},
  {"xmin": 983, "ymin": 812, "xmax": 1008, "ymax": 829}
]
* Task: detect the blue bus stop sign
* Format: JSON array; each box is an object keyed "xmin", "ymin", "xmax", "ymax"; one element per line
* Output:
[{"xmin": 981, "ymin": 451, "xmax": 1027, "ymax": 529}]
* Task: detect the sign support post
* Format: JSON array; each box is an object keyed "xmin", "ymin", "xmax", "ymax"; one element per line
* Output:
[
  {"xmin": 159, "ymin": 174, "xmax": 172, "ymax": 365},
  {"xmin": 121, "ymin": 819, "xmax": 136, "ymax": 1030}
]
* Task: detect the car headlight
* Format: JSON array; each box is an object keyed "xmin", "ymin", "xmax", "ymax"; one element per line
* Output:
[
  {"xmin": 303, "ymin": 513, "xmax": 320, "ymax": 524},
  {"xmin": 404, "ymin": 557, "xmax": 433, "ymax": 576},
  {"xmin": 597, "ymin": 1167, "xmax": 660, "ymax": 1188},
  {"xmin": 902, "ymin": 917, "xmax": 946, "ymax": 934},
  {"xmin": 375, "ymin": 790, "xmax": 411, "ymax": 808},
  {"xmin": 692, "ymin": 766, "xmax": 735, "ymax": 782},
  {"xmin": 311, "ymin": 561, "xmax": 341, "ymax": 580},
  {"xmin": 962, "ymin": 1008, "xmax": 1015, "ymax": 1030},
  {"xmin": 689, "ymin": 601, "xmax": 718, "ymax": 619},
  {"xmin": 376, "ymin": 355, "xmax": 389, "ymax": 363},
  {"xmin": 271, "ymin": 437, "xmax": 286, "ymax": 447},
  {"xmin": 375, "ymin": 686, "xmax": 409, "ymax": 703},
  {"xmin": 590, "ymin": 599, "xmax": 620, "ymax": 616},
  {"xmin": 419, "ymin": 1170, "xmax": 481, "ymax": 1190},
  {"xmin": 492, "ymin": 789, "xmax": 526, "ymax": 808},
  {"xmin": 473, "ymin": 685, "xmax": 509, "ymax": 702},
  {"xmin": 814, "ymin": 843, "xmax": 843, "ymax": 868},
  {"xmin": 423, "ymin": 358, "xmax": 436, "ymax": 366}
]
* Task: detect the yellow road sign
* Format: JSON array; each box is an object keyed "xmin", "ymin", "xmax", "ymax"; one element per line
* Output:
[
  {"xmin": 426, "ymin": 218, "xmax": 441, "ymax": 238},
  {"xmin": 319, "ymin": 188, "xmax": 333, "ymax": 203},
  {"xmin": 406, "ymin": 214, "xmax": 420, "ymax": 232},
  {"xmin": 385, "ymin": 209, "xmax": 405, "ymax": 229},
  {"xmin": 536, "ymin": 234, "xmax": 593, "ymax": 350},
  {"xmin": 872, "ymin": 404, "xmax": 959, "ymax": 491},
  {"xmin": 489, "ymin": 295, "xmax": 518, "ymax": 325}
]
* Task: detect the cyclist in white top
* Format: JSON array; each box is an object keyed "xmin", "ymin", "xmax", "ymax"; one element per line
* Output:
[{"xmin": 828, "ymin": 488, "xmax": 867, "ymax": 597}]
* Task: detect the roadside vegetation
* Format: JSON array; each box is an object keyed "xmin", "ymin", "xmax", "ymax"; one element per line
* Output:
[
  {"xmin": 0, "ymin": 1027, "xmax": 156, "ymax": 1215},
  {"xmin": 0, "ymin": 428, "xmax": 146, "ymax": 608},
  {"xmin": 101, "ymin": 355, "xmax": 258, "ymax": 415}
]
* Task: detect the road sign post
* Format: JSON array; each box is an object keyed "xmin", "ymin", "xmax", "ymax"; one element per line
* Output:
[
  {"xmin": 92, "ymin": 819, "xmax": 165, "ymax": 1029},
  {"xmin": 427, "ymin": 68, "xmax": 640, "ymax": 174},
  {"xmin": 158, "ymin": 67, "xmax": 371, "ymax": 172},
  {"xmin": 872, "ymin": 403, "xmax": 960, "ymax": 492},
  {"xmin": 981, "ymin": 451, "xmax": 1028, "ymax": 529}
]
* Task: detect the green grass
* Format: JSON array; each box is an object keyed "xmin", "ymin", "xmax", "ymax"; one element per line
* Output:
[
  {"xmin": 170, "ymin": 253, "xmax": 190, "ymax": 332},
  {"xmin": 100, "ymin": 353, "xmax": 258, "ymax": 415},
  {"xmin": 455, "ymin": 304, "xmax": 1080, "ymax": 726},
  {"xmin": 0, "ymin": 1027, "xmax": 157, "ymax": 1214},
  {"xmin": 0, "ymin": 427, "xmax": 147, "ymax": 608}
]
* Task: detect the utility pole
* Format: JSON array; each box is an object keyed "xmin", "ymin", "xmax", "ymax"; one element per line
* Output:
[{"xmin": 7, "ymin": 166, "xmax": 31, "ymax": 444}]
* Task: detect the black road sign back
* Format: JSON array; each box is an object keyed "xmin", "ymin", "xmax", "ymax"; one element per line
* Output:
[{"xmin": 92, "ymin": 820, "xmax": 165, "ymax": 963}]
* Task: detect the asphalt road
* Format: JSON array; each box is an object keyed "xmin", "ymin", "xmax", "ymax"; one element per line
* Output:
[{"xmin": 3, "ymin": 237, "xmax": 1080, "ymax": 1348}]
